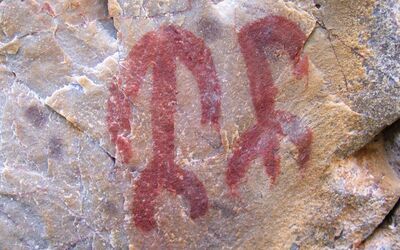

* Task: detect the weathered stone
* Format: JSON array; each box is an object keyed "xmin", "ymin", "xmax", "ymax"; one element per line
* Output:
[
  {"xmin": 362, "ymin": 121, "xmax": 400, "ymax": 249},
  {"xmin": 0, "ymin": 0, "xmax": 399, "ymax": 249},
  {"xmin": 0, "ymin": 81, "xmax": 128, "ymax": 248}
]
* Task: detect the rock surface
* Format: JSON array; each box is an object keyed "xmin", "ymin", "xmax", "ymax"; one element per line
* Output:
[
  {"xmin": 0, "ymin": 0, "xmax": 399, "ymax": 249},
  {"xmin": 362, "ymin": 120, "xmax": 400, "ymax": 250}
]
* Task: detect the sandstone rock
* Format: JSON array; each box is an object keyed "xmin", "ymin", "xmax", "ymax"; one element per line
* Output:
[{"xmin": 0, "ymin": 0, "xmax": 399, "ymax": 249}]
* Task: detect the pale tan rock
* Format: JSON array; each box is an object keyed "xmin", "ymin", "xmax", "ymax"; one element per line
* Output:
[
  {"xmin": 0, "ymin": 37, "xmax": 21, "ymax": 55},
  {"xmin": 45, "ymin": 78, "xmax": 114, "ymax": 154}
]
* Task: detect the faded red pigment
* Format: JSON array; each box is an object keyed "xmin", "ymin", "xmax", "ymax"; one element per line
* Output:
[
  {"xmin": 41, "ymin": 2, "xmax": 56, "ymax": 17},
  {"xmin": 107, "ymin": 25, "xmax": 221, "ymax": 232},
  {"xmin": 226, "ymin": 16, "xmax": 312, "ymax": 194}
]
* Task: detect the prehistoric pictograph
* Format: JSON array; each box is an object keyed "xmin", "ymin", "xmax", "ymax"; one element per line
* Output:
[
  {"xmin": 107, "ymin": 25, "xmax": 222, "ymax": 232},
  {"xmin": 226, "ymin": 16, "xmax": 312, "ymax": 194},
  {"xmin": 107, "ymin": 16, "xmax": 312, "ymax": 232}
]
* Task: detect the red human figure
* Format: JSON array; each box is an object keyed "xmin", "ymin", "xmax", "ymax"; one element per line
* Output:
[
  {"xmin": 107, "ymin": 25, "xmax": 221, "ymax": 232},
  {"xmin": 226, "ymin": 16, "xmax": 312, "ymax": 194}
]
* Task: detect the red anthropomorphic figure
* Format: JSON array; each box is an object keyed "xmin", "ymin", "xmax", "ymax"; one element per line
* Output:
[
  {"xmin": 107, "ymin": 26, "xmax": 221, "ymax": 232},
  {"xmin": 226, "ymin": 16, "xmax": 313, "ymax": 194}
]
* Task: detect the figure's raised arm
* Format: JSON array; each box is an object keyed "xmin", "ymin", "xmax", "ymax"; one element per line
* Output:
[
  {"xmin": 121, "ymin": 31, "xmax": 158, "ymax": 99},
  {"xmin": 107, "ymin": 32, "xmax": 158, "ymax": 164},
  {"xmin": 241, "ymin": 16, "xmax": 308, "ymax": 71},
  {"xmin": 237, "ymin": 16, "xmax": 309, "ymax": 121},
  {"xmin": 162, "ymin": 25, "xmax": 222, "ymax": 128}
]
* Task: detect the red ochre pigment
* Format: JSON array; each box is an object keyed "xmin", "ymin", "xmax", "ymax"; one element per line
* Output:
[
  {"xmin": 226, "ymin": 16, "xmax": 312, "ymax": 194},
  {"xmin": 107, "ymin": 25, "xmax": 221, "ymax": 232},
  {"xmin": 107, "ymin": 16, "xmax": 313, "ymax": 232}
]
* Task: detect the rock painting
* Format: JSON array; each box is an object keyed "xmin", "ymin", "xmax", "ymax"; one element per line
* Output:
[
  {"xmin": 226, "ymin": 16, "xmax": 312, "ymax": 194},
  {"xmin": 107, "ymin": 16, "xmax": 312, "ymax": 231},
  {"xmin": 107, "ymin": 25, "xmax": 221, "ymax": 232}
]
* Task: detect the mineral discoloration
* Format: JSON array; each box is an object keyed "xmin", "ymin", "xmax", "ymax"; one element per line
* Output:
[
  {"xmin": 197, "ymin": 16, "xmax": 223, "ymax": 42},
  {"xmin": 48, "ymin": 137, "xmax": 63, "ymax": 159},
  {"xmin": 24, "ymin": 105, "xmax": 48, "ymax": 128},
  {"xmin": 210, "ymin": 200, "xmax": 237, "ymax": 218}
]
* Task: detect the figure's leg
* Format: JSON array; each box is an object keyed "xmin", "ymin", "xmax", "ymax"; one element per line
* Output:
[
  {"xmin": 133, "ymin": 163, "xmax": 160, "ymax": 232},
  {"xmin": 167, "ymin": 164, "xmax": 208, "ymax": 219},
  {"xmin": 277, "ymin": 111, "xmax": 312, "ymax": 170},
  {"xmin": 262, "ymin": 136, "xmax": 281, "ymax": 185},
  {"xmin": 293, "ymin": 129, "xmax": 312, "ymax": 169},
  {"xmin": 226, "ymin": 125, "xmax": 264, "ymax": 194}
]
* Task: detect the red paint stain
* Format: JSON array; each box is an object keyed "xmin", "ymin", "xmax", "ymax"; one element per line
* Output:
[
  {"xmin": 226, "ymin": 16, "xmax": 312, "ymax": 194},
  {"xmin": 107, "ymin": 25, "xmax": 221, "ymax": 232},
  {"xmin": 107, "ymin": 80, "xmax": 133, "ymax": 164},
  {"xmin": 41, "ymin": 2, "xmax": 56, "ymax": 17},
  {"xmin": 25, "ymin": 105, "xmax": 48, "ymax": 128}
]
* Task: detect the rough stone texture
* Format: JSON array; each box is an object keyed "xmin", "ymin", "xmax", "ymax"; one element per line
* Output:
[
  {"xmin": 0, "ymin": 0, "xmax": 399, "ymax": 249},
  {"xmin": 362, "ymin": 120, "xmax": 400, "ymax": 249}
]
